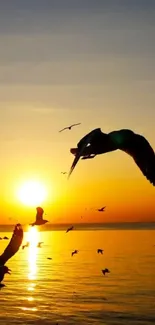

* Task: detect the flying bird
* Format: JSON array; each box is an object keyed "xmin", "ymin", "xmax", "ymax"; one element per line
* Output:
[
  {"xmin": 22, "ymin": 241, "xmax": 29, "ymax": 250},
  {"xmin": 0, "ymin": 224, "xmax": 23, "ymax": 286},
  {"xmin": 102, "ymin": 268, "xmax": 110, "ymax": 276},
  {"xmin": 66, "ymin": 226, "xmax": 74, "ymax": 233},
  {"xmin": 37, "ymin": 242, "xmax": 43, "ymax": 248},
  {"xmin": 30, "ymin": 207, "xmax": 48, "ymax": 226},
  {"xmin": 97, "ymin": 206, "xmax": 106, "ymax": 212},
  {"xmin": 3, "ymin": 236, "xmax": 9, "ymax": 240},
  {"xmin": 97, "ymin": 249, "xmax": 104, "ymax": 254},
  {"xmin": 71, "ymin": 250, "xmax": 78, "ymax": 257},
  {"xmin": 47, "ymin": 257, "xmax": 52, "ymax": 260},
  {"xmin": 68, "ymin": 128, "xmax": 155, "ymax": 185},
  {"xmin": 61, "ymin": 172, "xmax": 67, "ymax": 175},
  {"xmin": 59, "ymin": 123, "xmax": 81, "ymax": 133}
]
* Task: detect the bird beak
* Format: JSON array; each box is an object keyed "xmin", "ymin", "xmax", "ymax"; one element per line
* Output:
[{"xmin": 7, "ymin": 268, "xmax": 11, "ymax": 274}]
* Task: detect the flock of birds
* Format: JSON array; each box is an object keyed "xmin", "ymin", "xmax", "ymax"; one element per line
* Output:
[{"xmin": 0, "ymin": 123, "xmax": 155, "ymax": 289}]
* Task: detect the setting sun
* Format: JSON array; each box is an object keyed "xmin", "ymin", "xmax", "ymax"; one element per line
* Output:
[{"xmin": 17, "ymin": 180, "xmax": 47, "ymax": 206}]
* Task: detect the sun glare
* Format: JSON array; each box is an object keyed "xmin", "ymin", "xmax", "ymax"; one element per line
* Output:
[
  {"xmin": 17, "ymin": 180, "xmax": 47, "ymax": 206},
  {"xmin": 27, "ymin": 227, "xmax": 39, "ymax": 281}
]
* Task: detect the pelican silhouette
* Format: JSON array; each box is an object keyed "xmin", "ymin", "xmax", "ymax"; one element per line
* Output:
[
  {"xmin": 97, "ymin": 206, "xmax": 106, "ymax": 212},
  {"xmin": 66, "ymin": 226, "xmax": 74, "ymax": 233},
  {"xmin": 59, "ymin": 123, "xmax": 81, "ymax": 133},
  {"xmin": 71, "ymin": 250, "xmax": 78, "ymax": 257},
  {"xmin": 97, "ymin": 249, "xmax": 103, "ymax": 254},
  {"xmin": 69, "ymin": 128, "xmax": 155, "ymax": 185},
  {"xmin": 0, "ymin": 224, "xmax": 23, "ymax": 286},
  {"xmin": 30, "ymin": 207, "xmax": 48, "ymax": 226},
  {"xmin": 102, "ymin": 268, "xmax": 110, "ymax": 276}
]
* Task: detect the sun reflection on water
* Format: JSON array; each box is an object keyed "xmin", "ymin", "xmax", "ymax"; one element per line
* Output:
[{"xmin": 27, "ymin": 227, "xmax": 39, "ymax": 281}]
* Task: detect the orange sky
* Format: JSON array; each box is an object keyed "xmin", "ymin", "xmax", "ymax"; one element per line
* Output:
[{"xmin": 0, "ymin": 1, "xmax": 155, "ymax": 224}]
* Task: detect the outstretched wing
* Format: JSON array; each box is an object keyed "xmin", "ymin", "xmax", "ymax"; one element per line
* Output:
[
  {"xmin": 36, "ymin": 207, "xmax": 44, "ymax": 222},
  {"xmin": 71, "ymin": 123, "xmax": 81, "ymax": 128},
  {"xmin": 59, "ymin": 127, "xmax": 68, "ymax": 132},
  {"xmin": 0, "ymin": 224, "xmax": 23, "ymax": 266},
  {"xmin": 114, "ymin": 130, "xmax": 155, "ymax": 186}
]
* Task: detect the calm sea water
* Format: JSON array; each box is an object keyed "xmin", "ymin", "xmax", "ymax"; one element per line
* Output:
[{"xmin": 0, "ymin": 226, "xmax": 155, "ymax": 324}]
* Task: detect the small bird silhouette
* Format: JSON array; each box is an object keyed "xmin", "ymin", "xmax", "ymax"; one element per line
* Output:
[
  {"xmin": 22, "ymin": 241, "xmax": 29, "ymax": 250},
  {"xmin": 102, "ymin": 268, "xmax": 110, "ymax": 276},
  {"xmin": 30, "ymin": 207, "xmax": 48, "ymax": 226},
  {"xmin": 66, "ymin": 226, "xmax": 74, "ymax": 233},
  {"xmin": 71, "ymin": 250, "xmax": 78, "ymax": 257},
  {"xmin": 37, "ymin": 242, "xmax": 43, "ymax": 248},
  {"xmin": 59, "ymin": 123, "xmax": 81, "ymax": 133},
  {"xmin": 0, "ymin": 237, "xmax": 2, "ymax": 240},
  {"xmin": 47, "ymin": 257, "xmax": 52, "ymax": 260},
  {"xmin": 61, "ymin": 172, "xmax": 67, "ymax": 175},
  {"xmin": 69, "ymin": 128, "xmax": 155, "ymax": 185},
  {"xmin": 97, "ymin": 249, "xmax": 103, "ymax": 254},
  {"xmin": 97, "ymin": 206, "xmax": 106, "ymax": 212},
  {"xmin": 0, "ymin": 224, "xmax": 23, "ymax": 286},
  {"xmin": 3, "ymin": 236, "xmax": 9, "ymax": 240}
]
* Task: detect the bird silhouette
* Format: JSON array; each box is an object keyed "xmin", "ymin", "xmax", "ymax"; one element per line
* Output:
[
  {"xmin": 102, "ymin": 268, "xmax": 110, "ymax": 276},
  {"xmin": 69, "ymin": 128, "xmax": 155, "ymax": 185},
  {"xmin": 66, "ymin": 226, "xmax": 74, "ymax": 233},
  {"xmin": 97, "ymin": 249, "xmax": 103, "ymax": 254},
  {"xmin": 59, "ymin": 123, "xmax": 81, "ymax": 133},
  {"xmin": 3, "ymin": 236, "xmax": 9, "ymax": 240},
  {"xmin": 97, "ymin": 206, "xmax": 106, "ymax": 212},
  {"xmin": 71, "ymin": 250, "xmax": 78, "ymax": 257},
  {"xmin": 22, "ymin": 241, "xmax": 29, "ymax": 250},
  {"xmin": 0, "ymin": 224, "xmax": 23, "ymax": 286},
  {"xmin": 61, "ymin": 172, "xmax": 67, "ymax": 175},
  {"xmin": 47, "ymin": 257, "xmax": 52, "ymax": 260},
  {"xmin": 30, "ymin": 207, "xmax": 48, "ymax": 226},
  {"xmin": 37, "ymin": 242, "xmax": 43, "ymax": 248}
]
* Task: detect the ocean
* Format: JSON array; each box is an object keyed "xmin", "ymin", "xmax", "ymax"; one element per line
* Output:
[{"xmin": 0, "ymin": 224, "xmax": 155, "ymax": 324}]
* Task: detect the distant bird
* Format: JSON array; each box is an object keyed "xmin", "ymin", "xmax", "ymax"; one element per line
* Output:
[
  {"xmin": 22, "ymin": 241, "xmax": 29, "ymax": 250},
  {"xmin": 97, "ymin": 206, "xmax": 106, "ymax": 212},
  {"xmin": 30, "ymin": 207, "xmax": 48, "ymax": 226},
  {"xmin": 37, "ymin": 242, "xmax": 43, "ymax": 248},
  {"xmin": 3, "ymin": 236, "xmax": 9, "ymax": 240},
  {"xmin": 0, "ymin": 237, "xmax": 2, "ymax": 240},
  {"xmin": 59, "ymin": 123, "xmax": 81, "ymax": 133},
  {"xmin": 68, "ymin": 128, "xmax": 155, "ymax": 185},
  {"xmin": 97, "ymin": 249, "xmax": 103, "ymax": 254},
  {"xmin": 102, "ymin": 268, "xmax": 110, "ymax": 276},
  {"xmin": 47, "ymin": 257, "xmax": 52, "ymax": 260},
  {"xmin": 66, "ymin": 226, "xmax": 74, "ymax": 233},
  {"xmin": 0, "ymin": 224, "xmax": 23, "ymax": 286},
  {"xmin": 71, "ymin": 250, "xmax": 78, "ymax": 257},
  {"xmin": 61, "ymin": 172, "xmax": 67, "ymax": 175}
]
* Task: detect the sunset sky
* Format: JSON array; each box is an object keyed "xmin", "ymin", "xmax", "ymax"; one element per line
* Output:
[{"xmin": 0, "ymin": 0, "xmax": 155, "ymax": 224}]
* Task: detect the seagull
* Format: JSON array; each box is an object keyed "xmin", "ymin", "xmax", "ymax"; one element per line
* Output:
[
  {"xmin": 68, "ymin": 128, "xmax": 155, "ymax": 185},
  {"xmin": 3, "ymin": 236, "xmax": 9, "ymax": 240},
  {"xmin": 66, "ymin": 226, "xmax": 74, "ymax": 233},
  {"xmin": 59, "ymin": 123, "xmax": 81, "ymax": 133},
  {"xmin": 47, "ymin": 257, "xmax": 52, "ymax": 260},
  {"xmin": 97, "ymin": 206, "xmax": 106, "ymax": 212},
  {"xmin": 97, "ymin": 249, "xmax": 104, "ymax": 254},
  {"xmin": 71, "ymin": 250, "xmax": 78, "ymax": 257},
  {"xmin": 0, "ymin": 224, "xmax": 23, "ymax": 286},
  {"xmin": 22, "ymin": 241, "xmax": 29, "ymax": 250},
  {"xmin": 37, "ymin": 242, "xmax": 43, "ymax": 248},
  {"xmin": 102, "ymin": 268, "xmax": 110, "ymax": 276},
  {"xmin": 30, "ymin": 207, "xmax": 49, "ymax": 226}
]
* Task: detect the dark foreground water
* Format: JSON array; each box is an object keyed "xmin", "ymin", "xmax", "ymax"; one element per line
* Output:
[{"xmin": 0, "ymin": 226, "xmax": 155, "ymax": 324}]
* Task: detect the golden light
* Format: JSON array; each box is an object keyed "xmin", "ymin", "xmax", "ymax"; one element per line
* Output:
[
  {"xmin": 27, "ymin": 227, "xmax": 39, "ymax": 281},
  {"xmin": 17, "ymin": 180, "xmax": 47, "ymax": 206}
]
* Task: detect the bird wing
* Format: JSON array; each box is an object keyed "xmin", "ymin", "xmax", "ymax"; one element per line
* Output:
[
  {"xmin": 36, "ymin": 207, "xmax": 44, "ymax": 222},
  {"xmin": 59, "ymin": 127, "xmax": 68, "ymax": 132},
  {"xmin": 0, "ymin": 224, "xmax": 23, "ymax": 266},
  {"xmin": 114, "ymin": 131, "xmax": 155, "ymax": 186},
  {"xmin": 71, "ymin": 123, "xmax": 81, "ymax": 128}
]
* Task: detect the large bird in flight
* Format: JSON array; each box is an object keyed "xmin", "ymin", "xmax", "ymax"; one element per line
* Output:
[
  {"xmin": 0, "ymin": 224, "xmax": 23, "ymax": 287},
  {"xmin": 59, "ymin": 123, "xmax": 81, "ymax": 133},
  {"xmin": 30, "ymin": 207, "xmax": 48, "ymax": 226},
  {"xmin": 68, "ymin": 128, "xmax": 155, "ymax": 186}
]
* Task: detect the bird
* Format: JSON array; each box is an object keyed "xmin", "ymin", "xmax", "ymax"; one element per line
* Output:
[
  {"xmin": 59, "ymin": 123, "xmax": 81, "ymax": 133},
  {"xmin": 47, "ymin": 257, "xmax": 52, "ymax": 260},
  {"xmin": 0, "ymin": 224, "xmax": 23, "ymax": 286},
  {"xmin": 68, "ymin": 128, "xmax": 155, "ymax": 185},
  {"xmin": 66, "ymin": 226, "xmax": 74, "ymax": 233},
  {"xmin": 3, "ymin": 236, "xmax": 9, "ymax": 240},
  {"xmin": 0, "ymin": 237, "xmax": 2, "ymax": 240},
  {"xmin": 22, "ymin": 241, "xmax": 29, "ymax": 250},
  {"xmin": 30, "ymin": 207, "xmax": 48, "ymax": 226},
  {"xmin": 97, "ymin": 249, "xmax": 103, "ymax": 254},
  {"xmin": 61, "ymin": 172, "xmax": 67, "ymax": 175},
  {"xmin": 97, "ymin": 206, "xmax": 106, "ymax": 212},
  {"xmin": 71, "ymin": 250, "xmax": 78, "ymax": 257},
  {"xmin": 102, "ymin": 268, "xmax": 110, "ymax": 276},
  {"xmin": 37, "ymin": 242, "xmax": 43, "ymax": 248}
]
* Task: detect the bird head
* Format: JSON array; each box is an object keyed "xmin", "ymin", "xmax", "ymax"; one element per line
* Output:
[
  {"xmin": 36, "ymin": 207, "xmax": 44, "ymax": 214},
  {"xmin": 3, "ymin": 266, "xmax": 11, "ymax": 275}
]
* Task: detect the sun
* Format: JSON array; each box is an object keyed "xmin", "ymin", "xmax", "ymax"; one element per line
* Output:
[{"xmin": 17, "ymin": 180, "xmax": 47, "ymax": 206}]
